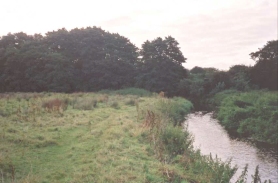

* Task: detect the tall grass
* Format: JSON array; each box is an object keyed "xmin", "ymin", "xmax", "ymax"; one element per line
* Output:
[
  {"xmin": 99, "ymin": 87, "xmax": 153, "ymax": 97},
  {"xmin": 0, "ymin": 90, "xmax": 271, "ymax": 182},
  {"xmin": 140, "ymin": 97, "xmax": 237, "ymax": 182}
]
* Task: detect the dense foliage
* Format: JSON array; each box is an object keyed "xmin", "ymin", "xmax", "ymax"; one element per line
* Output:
[
  {"xmin": 0, "ymin": 27, "xmax": 277, "ymax": 146},
  {"xmin": 136, "ymin": 37, "xmax": 187, "ymax": 96},
  {"xmin": 0, "ymin": 28, "xmax": 187, "ymax": 96},
  {"xmin": 0, "ymin": 28, "xmax": 139, "ymax": 92},
  {"xmin": 0, "ymin": 28, "xmax": 276, "ymax": 96},
  {"xmin": 214, "ymin": 90, "xmax": 278, "ymax": 145},
  {"xmin": 176, "ymin": 41, "xmax": 277, "ymax": 107},
  {"xmin": 250, "ymin": 40, "xmax": 278, "ymax": 90}
]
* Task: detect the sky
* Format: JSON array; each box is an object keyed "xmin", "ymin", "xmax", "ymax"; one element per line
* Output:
[{"xmin": 0, "ymin": 0, "xmax": 277, "ymax": 70}]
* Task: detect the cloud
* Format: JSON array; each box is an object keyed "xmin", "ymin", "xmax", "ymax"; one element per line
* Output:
[
  {"xmin": 171, "ymin": 1, "xmax": 277, "ymax": 69},
  {"xmin": 0, "ymin": 0, "xmax": 276, "ymax": 70}
]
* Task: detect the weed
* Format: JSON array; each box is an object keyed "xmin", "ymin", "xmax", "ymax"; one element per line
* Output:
[
  {"xmin": 110, "ymin": 101, "xmax": 120, "ymax": 109},
  {"xmin": 42, "ymin": 98, "xmax": 66, "ymax": 112},
  {"xmin": 100, "ymin": 87, "xmax": 152, "ymax": 97},
  {"xmin": 97, "ymin": 95, "xmax": 109, "ymax": 103},
  {"xmin": 0, "ymin": 91, "xmax": 260, "ymax": 183},
  {"xmin": 125, "ymin": 98, "xmax": 136, "ymax": 106}
]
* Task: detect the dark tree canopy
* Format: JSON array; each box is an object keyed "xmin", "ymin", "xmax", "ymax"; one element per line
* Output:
[
  {"xmin": 0, "ymin": 27, "xmax": 139, "ymax": 92},
  {"xmin": 250, "ymin": 40, "xmax": 278, "ymax": 90},
  {"xmin": 0, "ymin": 28, "xmax": 276, "ymax": 95},
  {"xmin": 190, "ymin": 66, "xmax": 205, "ymax": 74},
  {"xmin": 136, "ymin": 36, "xmax": 187, "ymax": 96}
]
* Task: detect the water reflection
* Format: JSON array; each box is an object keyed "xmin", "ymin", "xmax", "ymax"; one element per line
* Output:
[{"xmin": 184, "ymin": 112, "xmax": 278, "ymax": 183}]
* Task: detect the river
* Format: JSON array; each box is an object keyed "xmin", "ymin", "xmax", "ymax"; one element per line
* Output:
[{"xmin": 184, "ymin": 112, "xmax": 278, "ymax": 183}]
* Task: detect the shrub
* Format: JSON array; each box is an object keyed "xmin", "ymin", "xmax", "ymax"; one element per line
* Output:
[
  {"xmin": 42, "ymin": 98, "xmax": 66, "ymax": 112},
  {"xmin": 160, "ymin": 125, "xmax": 193, "ymax": 158},
  {"xmin": 125, "ymin": 98, "xmax": 136, "ymax": 106},
  {"xmin": 156, "ymin": 97, "xmax": 193, "ymax": 126},
  {"xmin": 97, "ymin": 95, "xmax": 109, "ymax": 103},
  {"xmin": 99, "ymin": 87, "xmax": 152, "ymax": 97},
  {"xmin": 216, "ymin": 90, "xmax": 278, "ymax": 144},
  {"xmin": 110, "ymin": 101, "xmax": 120, "ymax": 109},
  {"xmin": 72, "ymin": 97, "xmax": 97, "ymax": 110}
]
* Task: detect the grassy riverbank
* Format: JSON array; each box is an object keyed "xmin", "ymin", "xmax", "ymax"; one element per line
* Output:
[
  {"xmin": 0, "ymin": 89, "xmax": 236, "ymax": 183},
  {"xmin": 210, "ymin": 90, "xmax": 278, "ymax": 145}
]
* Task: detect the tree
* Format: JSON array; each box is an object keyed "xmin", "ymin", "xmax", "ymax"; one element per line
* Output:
[
  {"xmin": 0, "ymin": 32, "xmax": 34, "ymax": 91},
  {"xmin": 250, "ymin": 40, "xmax": 278, "ymax": 90},
  {"xmin": 210, "ymin": 71, "xmax": 231, "ymax": 93},
  {"xmin": 49, "ymin": 27, "xmax": 138, "ymax": 91},
  {"xmin": 190, "ymin": 66, "xmax": 205, "ymax": 74},
  {"xmin": 228, "ymin": 65, "xmax": 251, "ymax": 91},
  {"xmin": 136, "ymin": 36, "xmax": 187, "ymax": 96},
  {"xmin": 0, "ymin": 28, "xmax": 139, "ymax": 92}
]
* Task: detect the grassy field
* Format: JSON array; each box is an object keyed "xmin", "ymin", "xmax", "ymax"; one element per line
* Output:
[{"xmin": 0, "ymin": 90, "xmax": 236, "ymax": 183}]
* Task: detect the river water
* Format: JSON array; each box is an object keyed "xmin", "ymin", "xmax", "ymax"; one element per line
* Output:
[{"xmin": 184, "ymin": 112, "xmax": 278, "ymax": 183}]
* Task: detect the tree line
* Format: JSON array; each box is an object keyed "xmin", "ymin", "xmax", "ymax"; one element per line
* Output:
[{"xmin": 0, "ymin": 27, "xmax": 277, "ymax": 96}]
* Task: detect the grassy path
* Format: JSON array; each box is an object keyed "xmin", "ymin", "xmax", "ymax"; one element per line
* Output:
[{"xmin": 0, "ymin": 92, "xmax": 235, "ymax": 183}]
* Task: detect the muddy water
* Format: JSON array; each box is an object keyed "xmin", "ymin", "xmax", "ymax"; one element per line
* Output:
[{"xmin": 184, "ymin": 112, "xmax": 278, "ymax": 183}]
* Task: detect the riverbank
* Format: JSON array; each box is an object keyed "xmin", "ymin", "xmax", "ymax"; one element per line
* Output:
[
  {"xmin": 188, "ymin": 89, "xmax": 278, "ymax": 146},
  {"xmin": 209, "ymin": 90, "xmax": 278, "ymax": 146},
  {"xmin": 0, "ymin": 90, "xmax": 236, "ymax": 182},
  {"xmin": 185, "ymin": 112, "xmax": 277, "ymax": 183}
]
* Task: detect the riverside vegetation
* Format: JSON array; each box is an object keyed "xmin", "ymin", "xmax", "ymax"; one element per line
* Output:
[
  {"xmin": 209, "ymin": 90, "xmax": 278, "ymax": 145},
  {"xmin": 0, "ymin": 88, "xmax": 271, "ymax": 183},
  {"xmin": 0, "ymin": 27, "xmax": 276, "ymax": 182}
]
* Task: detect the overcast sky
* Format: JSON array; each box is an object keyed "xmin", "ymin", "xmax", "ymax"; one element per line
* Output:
[{"xmin": 1, "ymin": 0, "xmax": 277, "ymax": 70}]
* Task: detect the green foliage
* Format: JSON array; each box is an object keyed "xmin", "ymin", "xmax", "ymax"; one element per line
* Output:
[
  {"xmin": 160, "ymin": 125, "xmax": 192, "ymax": 158},
  {"xmin": 72, "ymin": 97, "xmax": 98, "ymax": 110},
  {"xmin": 250, "ymin": 40, "xmax": 278, "ymax": 90},
  {"xmin": 235, "ymin": 164, "xmax": 248, "ymax": 183},
  {"xmin": 209, "ymin": 81, "xmax": 226, "ymax": 95},
  {"xmin": 229, "ymin": 65, "xmax": 251, "ymax": 91},
  {"xmin": 100, "ymin": 87, "xmax": 153, "ymax": 97},
  {"xmin": 157, "ymin": 97, "xmax": 193, "ymax": 126},
  {"xmin": 235, "ymin": 164, "xmax": 272, "ymax": 183},
  {"xmin": 0, "ymin": 91, "xmax": 238, "ymax": 182},
  {"xmin": 125, "ymin": 98, "xmax": 136, "ymax": 106},
  {"xmin": 140, "ymin": 97, "xmax": 238, "ymax": 182},
  {"xmin": 110, "ymin": 101, "xmax": 120, "ymax": 109},
  {"xmin": 215, "ymin": 90, "xmax": 278, "ymax": 144},
  {"xmin": 0, "ymin": 27, "xmax": 139, "ymax": 92},
  {"xmin": 136, "ymin": 36, "xmax": 187, "ymax": 96},
  {"xmin": 190, "ymin": 66, "xmax": 206, "ymax": 74}
]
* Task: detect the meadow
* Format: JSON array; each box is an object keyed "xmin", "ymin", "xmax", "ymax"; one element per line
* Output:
[{"xmin": 0, "ymin": 89, "xmax": 239, "ymax": 183}]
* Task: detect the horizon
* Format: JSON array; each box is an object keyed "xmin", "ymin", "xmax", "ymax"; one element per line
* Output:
[{"xmin": 1, "ymin": 0, "xmax": 277, "ymax": 70}]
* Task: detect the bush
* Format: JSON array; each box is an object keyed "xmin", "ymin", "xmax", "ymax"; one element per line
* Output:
[
  {"xmin": 42, "ymin": 98, "xmax": 66, "ymax": 112},
  {"xmin": 215, "ymin": 90, "xmax": 278, "ymax": 144},
  {"xmin": 125, "ymin": 99, "xmax": 136, "ymax": 106},
  {"xmin": 99, "ymin": 88, "xmax": 152, "ymax": 97},
  {"xmin": 72, "ymin": 97, "xmax": 97, "ymax": 110},
  {"xmin": 110, "ymin": 101, "xmax": 120, "ymax": 109},
  {"xmin": 160, "ymin": 125, "xmax": 193, "ymax": 158},
  {"xmin": 156, "ymin": 97, "xmax": 193, "ymax": 126}
]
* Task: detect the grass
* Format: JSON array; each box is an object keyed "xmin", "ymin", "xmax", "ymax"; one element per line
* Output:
[
  {"xmin": 99, "ymin": 87, "xmax": 153, "ymax": 97},
  {"xmin": 0, "ymin": 89, "xmax": 239, "ymax": 182}
]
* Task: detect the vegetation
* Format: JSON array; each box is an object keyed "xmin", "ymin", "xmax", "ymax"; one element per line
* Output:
[
  {"xmin": 212, "ymin": 90, "xmax": 278, "ymax": 145},
  {"xmin": 0, "ymin": 29, "xmax": 187, "ymax": 96},
  {"xmin": 0, "ymin": 26, "xmax": 277, "ymax": 181},
  {"xmin": 174, "ymin": 40, "xmax": 277, "ymax": 147},
  {"xmin": 1, "ymin": 28, "xmax": 275, "ymax": 95},
  {"xmin": 0, "ymin": 90, "xmax": 244, "ymax": 182}
]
